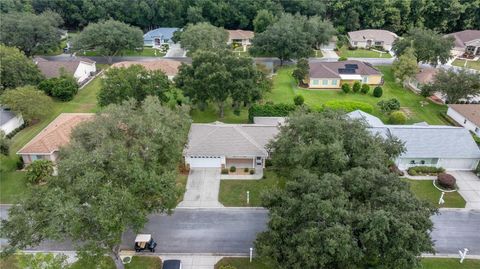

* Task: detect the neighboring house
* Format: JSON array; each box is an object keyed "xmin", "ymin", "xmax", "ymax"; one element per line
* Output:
[
  {"xmin": 184, "ymin": 121, "xmax": 279, "ymax": 169},
  {"xmin": 0, "ymin": 108, "xmax": 23, "ymax": 135},
  {"xmin": 308, "ymin": 60, "xmax": 383, "ymax": 89},
  {"xmin": 35, "ymin": 57, "xmax": 96, "ymax": 84},
  {"xmin": 17, "ymin": 113, "xmax": 94, "ymax": 165},
  {"xmin": 347, "ymin": 110, "xmax": 480, "ymax": 171},
  {"xmin": 347, "ymin": 29, "xmax": 398, "ymax": 51},
  {"xmin": 144, "ymin": 28, "xmax": 179, "ymax": 47},
  {"xmin": 406, "ymin": 68, "xmax": 438, "ymax": 93},
  {"xmin": 111, "ymin": 59, "xmax": 183, "ymax": 80},
  {"xmin": 227, "ymin": 30, "xmax": 254, "ymax": 52},
  {"xmin": 447, "ymin": 104, "xmax": 480, "ymax": 136},
  {"xmin": 444, "ymin": 30, "xmax": 480, "ymax": 57}
]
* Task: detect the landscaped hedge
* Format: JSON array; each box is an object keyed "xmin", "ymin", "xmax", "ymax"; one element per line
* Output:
[
  {"xmin": 323, "ymin": 100, "xmax": 373, "ymax": 113},
  {"xmin": 437, "ymin": 173, "xmax": 456, "ymax": 189},
  {"xmin": 248, "ymin": 103, "xmax": 297, "ymax": 122},
  {"xmin": 407, "ymin": 166, "xmax": 445, "ymax": 176}
]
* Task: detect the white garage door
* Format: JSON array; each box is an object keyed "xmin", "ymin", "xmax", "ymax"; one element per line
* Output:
[
  {"xmin": 439, "ymin": 159, "xmax": 477, "ymax": 170},
  {"xmin": 188, "ymin": 156, "xmax": 222, "ymax": 168}
]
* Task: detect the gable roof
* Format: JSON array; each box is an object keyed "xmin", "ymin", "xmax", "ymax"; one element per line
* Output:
[
  {"xmin": 347, "ymin": 110, "xmax": 384, "ymax": 127},
  {"xmin": 309, "ymin": 60, "xmax": 381, "ymax": 78},
  {"xmin": 143, "ymin": 28, "xmax": 179, "ymax": 41},
  {"xmin": 449, "ymin": 104, "xmax": 480, "ymax": 127},
  {"xmin": 415, "ymin": 68, "xmax": 438, "ymax": 84},
  {"xmin": 111, "ymin": 59, "xmax": 182, "ymax": 76},
  {"xmin": 35, "ymin": 57, "xmax": 95, "ymax": 78},
  {"xmin": 0, "ymin": 109, "xmax": 17, "ymax": 126},
  {"xmin": 444, "ymin": 30, "xmax": 480, "ymax": 49},
  {"xmin": 184, "ymin": 122, "xmax": 279, "ymax": 157},
  {"xmin": 347, "ymin": 29, "xmax": 398, "ymax": 45},
  {"xmin": 227, "ymin": 30, "xmax": 254, "ymax": 40},
  {"xmin": 17, "ymin": 113, "xmax": 94, "ymax": 155}
]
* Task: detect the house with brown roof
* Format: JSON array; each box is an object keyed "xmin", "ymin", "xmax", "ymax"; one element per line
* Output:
[
  {"xmin": 111, "ymin": 59, "xmax": 182, "ymax": 80},
  {"xmin": 347, "ymin": 29, "xmax": 398, "ymax": 51},
  {"xmin": 227, "ymin": 30, "xmax": 254, "ymax": 51},
  {"xmin": 17, "ymin": 113, "xmax": 94, "ymax": 165},
  {"xmin": 35, "ymin": 57, "xmax": 96, "ymax": 83},
  {"xmin": 308, "ymin": 60, "xmax": 383, "ymax": 89},
  {"xmin": 447, "ymin": 104, "xmax": 480, "ymax": 136},
  {"xmin": 444, "ymin": 30, "xmax": 480, "ymax": 57},
  {"xmin": 407, "ymin": 68, "xmax": 438, "ymax": 93}
]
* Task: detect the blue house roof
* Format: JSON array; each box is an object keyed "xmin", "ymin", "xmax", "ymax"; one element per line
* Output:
[{"xmin": 143, "ymin": 28, "xmax": 179, "ymax": 42}]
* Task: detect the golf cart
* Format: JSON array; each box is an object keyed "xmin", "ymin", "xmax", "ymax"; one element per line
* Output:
[{"xmin": 134, "ymin": 234, "xmax": 157, "ymax": 252}]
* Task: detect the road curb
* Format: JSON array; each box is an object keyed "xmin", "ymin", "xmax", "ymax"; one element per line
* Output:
[
  {"xmin": 175, "ymin": 207, "xmax": 267, "ymax": 211},
  {"xmin": 422, "ymin": 253, "xmax": 480, "ymax": 260}
]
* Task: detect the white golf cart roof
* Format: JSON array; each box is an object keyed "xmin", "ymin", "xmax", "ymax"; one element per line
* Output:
[{"xmin": 135, "ymin": 234, "xmax": 152, "ymax": 242}]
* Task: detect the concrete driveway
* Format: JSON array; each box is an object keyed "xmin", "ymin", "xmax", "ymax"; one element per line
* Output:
[
  {"xmin": 166, "ymin": 43, "xmax": 186, "ymax": 57},
  {"xmin": 178, "ymin": 168, "xmax": 223, "ymax": 208},
  {"xmin": 451, "ymin": 171, "xmax": 480, "ymax": 210}
]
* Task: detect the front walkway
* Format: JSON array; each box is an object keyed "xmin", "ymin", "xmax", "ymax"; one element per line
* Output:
[
  {"xmin": 450, "ymin": 171, "xmax": 480, "ymax": 210},
  {"xmin": 178, "ymin": 168, "xmax": 224, "ymax": 208}
]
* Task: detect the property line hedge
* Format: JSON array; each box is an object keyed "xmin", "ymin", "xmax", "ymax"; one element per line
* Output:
[
  {"xmin": 248, "ymin": 103, "xmax": 297, "ymax": 122},
  {"xmin": 323, "ymin": 100, "xmax": 373, "ymax": 113}
]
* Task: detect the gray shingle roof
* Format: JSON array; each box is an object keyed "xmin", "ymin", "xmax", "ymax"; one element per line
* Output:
[
  {"xmin": 347, "ymin": 29, "xmax": 398, "ymax": 45},
  {"xmin": 184, "ymin": 122, "xmax": 279, "ymax": 157}
]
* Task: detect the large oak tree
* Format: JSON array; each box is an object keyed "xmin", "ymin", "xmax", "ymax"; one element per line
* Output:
[{"xmin": 0, "ymin": 45, "xmax": 44, "ymax": 92}]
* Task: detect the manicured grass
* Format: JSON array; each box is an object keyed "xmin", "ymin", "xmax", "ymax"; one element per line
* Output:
[
  {"xmin": 420, "ymin": 258, "xmax": 480, "ymax": 269},
  {"xmin": 70, "ymin": 257, "xmax": 116, "ymax": 269},
  {"xmin": 80, "ymin": 47, "xmax": 165, "ymax": 57},
  {"xmin": 264, "ymin": 68, "xmax": 296, "ymax": 104},
  {"xmin": 451, "ymin": 59, "xmax": 480, "ymax": 71},
  {"xmin": 405, "ymin": 179, "xmax": 466, "ymax": 208},
  {"xmin": 190, "ymin": 102, "xmax": 249, "ymax": 123},
  {"xmin": 219, "ymin": 170, "xmax": 285, "ymax": 207},
  {"xmin": 176, "ymin": 172, "xmax": 188, "ymax": 204},
  {"xmin": 215, "ymin": 257, "xmax": 272, "ymax": 269},
  {"xmin": 0, "ymin": 156, "xmax": 27, "ymax": 204},
  {"xmin": 337, "ymin": 46, "xmax": 392, "ymax": 58},
  {"xmin": 125, "ymin": 256, "xmax": 162, "ymax": 269}
]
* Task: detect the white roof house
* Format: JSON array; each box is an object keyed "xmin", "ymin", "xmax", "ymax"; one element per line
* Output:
[
  {"xmin": 0, "ymin": 108, "xmax": 23, "ymax": 135},
  {"xmin": 347, "ymin": 110, "xmax": 480, "ymax": 170}
]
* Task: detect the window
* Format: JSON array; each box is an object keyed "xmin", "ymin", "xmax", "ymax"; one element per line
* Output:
[
  {"xmin": 353, "ymin": 42, "xmax": 358, "ymax": 45},
  {"xmin": 464, "ymin": 119, "xmax": 467, "ymax": 124},
  {"xmin": 362, "ymin": 76, "xmax": 368, "ymax": 83},
  {"xmin": 322, "ymin": 80, "xmax": 328, "ymax": 85},
  {"xmin": 475, "ymin": 127, "xmax": 479, "ymax": 133},
  {"xmin": 410, "ymin": 160, "xmax": 416, "ymax": 164},
  {"xmin": 332, "ymin": 80, "xmax": 338, "ymax": 85},
  {"xmin": 312, "ymin": 79, "xmax": 319, "ymax": 85},
  {"xmin": 374, "ymin": 41, "xmax": 382, "ymax": 45}
]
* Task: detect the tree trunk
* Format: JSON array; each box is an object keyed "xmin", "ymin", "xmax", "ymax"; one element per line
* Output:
[
  {"xmin": 218, "ymin": 101, "xmax": 225, "ymax": 118},
  {"xmin": 110, "ymin": 245, "xmax": 125, "ymax": 269}
]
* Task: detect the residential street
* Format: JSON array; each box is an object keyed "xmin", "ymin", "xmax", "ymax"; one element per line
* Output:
[{"xmin": 1, "ymin": 205, "xmax": 480, "ymax": 255}]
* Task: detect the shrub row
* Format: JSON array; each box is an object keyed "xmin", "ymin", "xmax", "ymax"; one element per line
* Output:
[
  {"xmin": 248, "ymin": 103, "xmax": 296, "ymax": 122},
  {"xmin": 323, "ymin": 100, "xmax": 373, "ymax": 113},
  {"xmin": 407, "ymin": 166, "xmax": 445, "ymax": 176}
]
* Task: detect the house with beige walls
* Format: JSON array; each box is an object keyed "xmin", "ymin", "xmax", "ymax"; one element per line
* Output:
[
  {"xmin": 347, "ymin": 29, "xmax": 398, "ymax": 51},
  {"xmin": 308, "ymin": 60, "xmax": 383, "ymax": 89},
  {"xmin": 227, "ymin": 30, "xmax": 254, "ymax": 52},
  {"xmin": 111, "ymin": 59, "xmax": 183, "ymax": 80}
]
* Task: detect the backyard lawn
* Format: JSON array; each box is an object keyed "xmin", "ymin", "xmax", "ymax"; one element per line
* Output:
[
  {"xmin": 337, "ymin": 46, "xmax": 392, "ymax": 58},
  {"xmin": 219, "ymin": 170, "xmax": 285, "ymax": 207},
  {"xmin": 190, "ymin": 104, "xmax": 249, "ymax": 123},
  {"xmin": 405, "ymin": 179, "xmax": 466, "ymax": 208},
  {"xmin": 80, "ymin": 47, "xmax": 165, "ymax": 57},
  {"xmin": 451, "ymin": 59, "xmax": 480, "ymax": 71}
]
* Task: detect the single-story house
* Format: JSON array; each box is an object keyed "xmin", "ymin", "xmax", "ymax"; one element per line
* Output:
[
  {"xmin": 35, "ymin": 57, "xmax": 96, "ymax": 84},
  {"xmin": 144, "ymin": 28, "xmax": 179, "ymax": 47},
  {"xmin": 184, "ymin": 121, "xmax": 279, "ymax": 169},
  {"xmin": 406, "ymin": 68, "xmax": 438, "ymax": 93},
  {"xmin": 444, "ymin": 30, "xmax": 480, "ymax": 57},
  {"xmin": 348, "ymin": 110, "xmax": 480, "ymax": 171},
  {"xmin": 308, "ymin": 60, "xmax": 383, "ymax": 89},
  {"xmin": 447, "ymin": 104, "xmax": 480, "ymax": 136},
  {"xmin": 111, "ymin": 59, "xmax": 183, "ymax": 80},
  {"xmin": 0, "ymin": 108, "xmax": 23, "ymax": 135},
  {"xmin": 347, "ymin": 29, "xmax": 398, "ymax": 51},
  {"xmin": 227, "ymin": 30, "xmax": 254, "ymax": 52},
  {"xmin": 17, "ymin": 113, "xmax": 94, "ymax": 165}
]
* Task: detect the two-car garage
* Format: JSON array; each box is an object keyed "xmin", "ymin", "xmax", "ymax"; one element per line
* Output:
[{"xmin": 185, "ymin": 156, "xmax": 224, "ymax": 168}]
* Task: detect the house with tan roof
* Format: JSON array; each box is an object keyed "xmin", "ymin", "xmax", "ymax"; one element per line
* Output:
[
  {"xmin": 35, "ymin": 57, "xmax": 96, "ymax": 84},
  {"xmin": 111, "ymin": 59, "xmax": 183, "ymax": 80},
  {"xmin": 17, "ymin": 113, "xmax": 94, "ymax": 165},
  {"xmin": 444, "ymin": 30, "xmax": 480, "ymax": 57},
  {"xmin": 447, "ymin": 104, "xmax": 480, "ymax": 136},
  {"xmin": 407, "ymin": 68, "xmax": 438, "ymax": 93},
  {"xmin": 227, "ymin": 30, "xmax": 254, "ymax": 51},
  {"xmin": 347, "ymin": 29, "xmax": 398, "ymax": 51},
  {"xmin": 308, "ymin": 60, "xmax": 383, "ymax": 89}
]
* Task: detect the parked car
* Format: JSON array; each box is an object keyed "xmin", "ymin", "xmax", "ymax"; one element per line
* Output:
[
  {"xmin": 134, "ymin": 234, "xmax": 157, "ymax": 252},
  {"xmin": 162, "ymin": 259, "xmax": 182, "ymax": 269}
]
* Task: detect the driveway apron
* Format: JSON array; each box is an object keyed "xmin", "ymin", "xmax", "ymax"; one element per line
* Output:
[
  {"xmin": 451, "ymin": 171, "xmax": 480, "ymax": 210},
  {"xmin": 178, "ymin": 168, "xmax": 224, "ymax": 208}
]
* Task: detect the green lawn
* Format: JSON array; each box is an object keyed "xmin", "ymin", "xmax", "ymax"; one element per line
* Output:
[
  {"xmin": 80, "ymin": 47, "xmax": 165, "ymax": 57},
  {"xmin": 125, "ymin": 256, "xmax": 162, "ymax": 269},
  {"xmin": 451, "ymin": 59, "xmax": 480, "ymax": 71},
  {"xmin": 176, "ymin": 172, "xmax": 188, "ymax": 204},
  {"xmin": 405, "ymin": 179, "xmax": 466, "ymax": 208},
  {"xmin": 219, "ymin": 170, "xmax": 285, "ymax": 207},
  {"xmin": 337, "ymin": 46, "xmax": 392, "ymax": 58},
  {"xmin": 215, "ymin": 257, "xmax": 272, "ymax": 269},
  {"xmin": 190, "ymin": 103, "xmax": 249, "ymax": 123}
]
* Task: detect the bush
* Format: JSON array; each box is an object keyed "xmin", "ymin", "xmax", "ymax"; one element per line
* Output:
[
  {"xmin": 407, "ymin": 166, "xmax": 445, "ymax": 176},
  {"xmin": 377, "ymin": 98, "xmax": 401, "ymax": 114},
  {"xmin": 338, "ymin": 56, "xmax": 348, "ymax": 61},
  {"xmin": 244, "ymin": 167, "xmax": 249, "ymax": 172},
  {"xmin": 230, "ymin": 166, "xmax": 236, "ymax": 172},
  {"xmin": 248, "ymin": 103, "xmax": 296, "ymax": 122},
  {"xmin": 221, "ymin": 168, "xmax": 229, "ymax": 174},
  {"xmin": 389, "ymin": 111, "xmax": 407, "ymax": 124},
  {"xmin": 373, "ymin": 86, "xmax": 383, "ymax": 98},
  {"xmin": 265, "ymin": 159, "xmax": 272, "ymax": 167},
  {"xmin": 38, "ymin": 76, "xmax": 79, "ymax": 101},
  {"xmin": 249, "ymin": 169, "xmax": 255, "ymax": 175},
  {"xmin": 361, "ymin": 84, "xmax": 370, "ymax": 94},
  {"xmin": 293, "ymin": 95, "xmax": 304, "ymax": 106},
  {"xmin": 324, "ymin": 100, "xmax": 374, "ymax": 113},
  {"xmin": 341, "ymin": 83, "xmax": 351, "ymax": 93},
  {"xmin": 16, "ymin": 156, "xmax": 24, "ymax": 170},
  {"xmin": 26, "ymin": 159, "xmax": 54, "ymax": 184},
  {"xmin": 437, "ymin": 173, "xmax": 456, "ymax": 189},
  {"xmin": 0, "ymin": 131, "xmax": 9, "ymax": 156},
  {"xmin": 352, "ymin": 81, "xmax": 361, "ymax": 93}
]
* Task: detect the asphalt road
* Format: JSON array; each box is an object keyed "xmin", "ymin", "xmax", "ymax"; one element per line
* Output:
[{"xmin": 1, "ymin": 205, "xmax": 479, "ymax": 255}]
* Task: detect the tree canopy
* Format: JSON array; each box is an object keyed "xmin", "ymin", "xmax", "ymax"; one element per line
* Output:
[
  {"xmin": 0, "ymin": 86, "xmax": 53, "ymax": 124},
  {"xmin": 71, "ymin": 19, "xmax": 143, "ymax": 63},
  {"xmin": 256, "ymin": 110, "xmax": 435, "ymax": 269},
  {"xmin": 253, "ymin": 9, "xmax": 276, "ymax": 33},
  {"xmin": 392, "ymin": 28, "xmax": 454, "ymax": 66},
  {"xmin": 1, "ymin": 97, "xmax": 191, "ymax": 269},
  {"xmin": 176, "ymin": 22, "xmax": 228, "ymax": 53},
  {"xmin": 0, "ymin": 11, "xmax": 63, "ymax": 56},
  {"xmin": 392, "ymin": 47, "xmax": 419, "ymax": 82},
  {"xmin": 422, "ymin": 69, "xmax": 480, "ymax": 103},
  {"xmin": 0, "ymin": 45, "xmax": 44, "ymax": 92}
]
